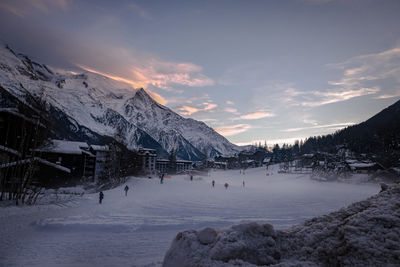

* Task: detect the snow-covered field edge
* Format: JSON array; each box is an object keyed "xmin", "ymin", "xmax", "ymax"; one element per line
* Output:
[{"xmin": 163, "ymin": 184, "xmax": 400, "ymax": 267}]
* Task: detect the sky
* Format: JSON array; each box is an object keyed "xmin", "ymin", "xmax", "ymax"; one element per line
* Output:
[{"xmin": 1, "ymin": 0, "xmax": 400, "ymax": 146}]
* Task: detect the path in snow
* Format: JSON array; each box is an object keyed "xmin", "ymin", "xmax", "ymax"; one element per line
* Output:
[{"xmin": 0, "ymin": 165, "xmax": 379, "ymax": 266}]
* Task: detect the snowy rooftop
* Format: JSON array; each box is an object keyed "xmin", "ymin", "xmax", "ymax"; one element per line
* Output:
[
  {"xmin": 349, "ymin": 162, "xmax": 376, "ymax": 168},
  {"xmin": 36, "ymin": 140, "xmax": 89, "ymax": 155},
  {"xmin": 0, "ymin": 157, "xmax": 70, "ymax": 173},
  {"xmin": 90, "ymin": 145, "xmax": 109, "ymax": 152},
  {"xmin": 0, "ymin": 145, "xmax": 21, "ymax": 157}
]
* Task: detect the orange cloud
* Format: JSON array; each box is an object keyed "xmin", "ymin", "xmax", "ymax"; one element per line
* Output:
[
  {"xmin": 203, "ymin": 103, "xmax": 217, "ymax": 111},
  {"xmin": 179, "ymin": 105, "xmax": 200, "ymax": 115},
  {"xmin": 77, "ymin": 65, "xmax": 167, "ymax": 105},
  {"xmin": 215, "ymin": 124, "xmax": 251, "ymax": 137},
  {"xmin": 178, "ymin": 102, "xmax": 217, "ymax": 116}
]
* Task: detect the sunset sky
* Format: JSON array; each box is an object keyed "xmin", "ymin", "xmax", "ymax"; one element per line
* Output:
[{"xmin": 1, "ymin": 0, "xmax": 400, "ymax": 146}]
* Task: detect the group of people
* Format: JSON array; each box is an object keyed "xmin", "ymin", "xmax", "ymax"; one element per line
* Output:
[{"xmin": 99, "ymin": 173, "xmax": 248, "ymax": 203}]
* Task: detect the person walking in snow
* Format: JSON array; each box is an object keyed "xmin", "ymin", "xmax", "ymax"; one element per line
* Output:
[
  {"xmin": 243, "ymin": 180, "xmax": 245, "ymax": 187},
  {"xmin": 160, "ymin": 173, "xmax": 164, "ymax": 184},
  {"xmin": 124, "ymin": 185, "xmax": 129, "ymax": 196},
  {"xmin": 99, "ymin": 191, "xmax": 104, "ymax": 204},
  {"xmin": 212, "ymin": 180, "xmax": 215, "ymax": 187},
  {"xmin": 224, "ymin": 183, "xmax": 229, "ymax": 189}
]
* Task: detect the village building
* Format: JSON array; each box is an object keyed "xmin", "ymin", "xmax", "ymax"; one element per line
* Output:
[
  {"xmin": 137, "ymin": 148, "xmax": 157, "ymax": 174},
  {"xmin": 346, "ymin": 159, "xmax": 384, "ymax": 173},
  {"xmin": 176, "ymin": 160, "xmax": 193, "ymax": 173},
  {"xmin": 156, "ymin": 159, "xmax": 169, "ymax": 174},
  {"xmin": 35, "ymin": 140, "xmax": 95, "ymax": 181},
  {"xmin": 89, "ymin": 145, "xmax": 110, "ymax": 182}
]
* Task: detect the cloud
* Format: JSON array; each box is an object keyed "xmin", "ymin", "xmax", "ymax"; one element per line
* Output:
[
  {"xmin": 281, "ymin": 122, "xmax": 355, "ymax": 132},
  {"xmin": 215, "ymin": 124, "xmax": 251, "ymax": 137},
  {"xmin": 178, "ymin": 105, "xmax": 200, "ymax": 115},
  {"xmin": 325, "ymin": 46, "xmax": 400, "ymax": 101},
  {"xmin": 226, "ymin": 100, "xmax": 234, "ymax": 105},
  {"xmin": 278, "ymin": 46, "xmax": 400, "ymax": 107},
  {"xmin": 300, "ymin": 87, "xmax": 380, "ymax": 107},
  {"xmin": 203, "ymin": 102, "xmax": 218, "ymax": 111},
  {"xmin": 178, "ymin": 102, "xmax": 218, "ymax": 115},
  {"xmin": 224, "ymin": 107, "xmax": 238, "ymax": 113},
  {"xmin": 133, "ymin": 61, "xmax": 214, "ymax": 90},
  {"xmin": 239, "ymin": 110, "xmax": 275, "ymax": 120},
  {"xmin": 0, "ymin": 15, "xmax": 214, "ymax": 93},
  {"xmin": 0, "ymin": 0, "xmax": 69, "ymax": 17},
  {"xmin": 375, "ymin": 92, "xmax": 400, "ymax": 99},
  {"xmin": 77, "ymin": 65, "xmax": 168, "ymax": 105},
  {"xmin": 201, "ymin": 118, "xmax": 218, "ymax": 123}
]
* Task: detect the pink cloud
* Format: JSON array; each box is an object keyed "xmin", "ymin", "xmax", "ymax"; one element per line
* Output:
[
  {"xmin": 239, "ymin": 110, "xmax": 275, "ymax": 120},
  {"xmin": 177, "ymin": 102, "xmax": 218, "ymax": 116},
  {"xmin": 178, "ymin": 105, "xmax": 200, "ymax": 115},
  {"xmin": 224, "ymin": 107, "xmax": 238, "ymax": 113},
  {"xmin": 215, "ymin": 124, "xmax": 251, "ymax": 136}
]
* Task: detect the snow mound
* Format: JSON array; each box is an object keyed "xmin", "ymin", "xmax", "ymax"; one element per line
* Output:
[{"xmin": 163, "ymin": 185, "xmax": 400, "ymax": 266}]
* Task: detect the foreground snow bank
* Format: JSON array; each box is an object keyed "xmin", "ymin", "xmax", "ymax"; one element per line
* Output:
[{"xmin": 163, "ymin": 185, "xmax": 400, "ymax": 266}]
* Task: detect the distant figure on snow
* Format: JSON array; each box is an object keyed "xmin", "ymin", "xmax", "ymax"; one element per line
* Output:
[
  {"xmin": 212, "ymin": 180, "xmax": 215, "ymax": 187},
  {"xmin": 124, "ymin": 185, "xmax": 129, "ymax": 196},
  {"xmin": 160, "ymin": 173, "xmax": 164, "ymax": 184},
  {"xmin": 190, "ymin": 175, "xmax": 193, "ymax": 181},
  {"xmin": 224, "ymin": 183, "xmax": 229, "ymax": 189},
  {"xmin": 243, "ymin": 180, "xmax": 245, "ymax": 187},
  {"xmin": 99, "ymin": 191, "xmax": 104, "ymax": 204}
]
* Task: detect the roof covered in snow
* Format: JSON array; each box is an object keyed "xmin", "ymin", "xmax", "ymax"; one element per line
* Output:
[
  {"xmin": 0, "ymin": 145, "xmax": 21, "ymax": 157},
  {"xmin": 0, "ymin": 157, "xmax": 70, "ymax": 173},
  {"xmin": 36, "ymin": 140, "xmax": 89, "ymax": 155},
  {"xmin": 90, "ymin": 145, "xmax": 109, "ymax": 152}
]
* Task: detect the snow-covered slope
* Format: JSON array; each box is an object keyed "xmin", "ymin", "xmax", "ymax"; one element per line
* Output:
[
  {"xmin": 163, "ymin": 184, "xmax": 400, "ymax": 266},
  {"xmin": 0, "ymin": 44, "xmax": 239, "ymax": 160}
]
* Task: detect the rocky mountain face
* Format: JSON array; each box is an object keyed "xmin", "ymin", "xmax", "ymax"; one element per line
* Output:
[{"xmin": 0, "ymin": 44, "xmax": 240, "ymax": 160}]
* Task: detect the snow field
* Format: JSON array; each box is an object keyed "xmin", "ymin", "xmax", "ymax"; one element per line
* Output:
[{"xmin": 0, "ymin": 165, "xmax": 379, "ymax": 266}]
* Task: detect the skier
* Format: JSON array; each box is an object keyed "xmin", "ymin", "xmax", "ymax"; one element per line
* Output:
[
  {"xmin": 190, "ymin": 175, "xmax": 193, "ymax": 181},
  {"xmin": 99, "ymin": 191, "xmax": 104, "ymax": 204},
  {"xmin": 212, "ymin": 180, "xmax": 215, "ymax": 187},
  {"xmin": 243, "ymin": 180, "xmax": 245, "ymax": 187},
  {"xmin": 224, "ymin": 183, "xmax": 229, "ymax": 189},
  {"xmin": 160, "ymin": 173, "xmax": 164, "ymax": 184},
  {"xmin": 124, "ymin": 185, "xmax": 129, "ymax": 196}
]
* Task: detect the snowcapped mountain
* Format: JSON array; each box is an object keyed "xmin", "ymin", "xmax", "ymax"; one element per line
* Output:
[{"xmin": 0, "ymin": 44, "xmax": 240, "ymax": 160}]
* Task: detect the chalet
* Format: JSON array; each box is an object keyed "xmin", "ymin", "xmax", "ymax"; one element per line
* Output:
[
  {"xmin": 346, "ymin": 159, "xmax": 383, "ymax": 173},
  {"xmin": 0, "ymin": 108, "xmax": 46, "ymax": 164},
  {"xmin": 35, "ymin": 140, "xmax": 95, "ymax": 180},
  {"xmin": 0, "ymin": 157, "xmax": 72, "ymax": 188}
]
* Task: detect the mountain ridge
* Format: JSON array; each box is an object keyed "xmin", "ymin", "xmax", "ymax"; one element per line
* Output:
[{"xmin": 0, "ymin": 43, "xmax": 240, "ymax": 160}]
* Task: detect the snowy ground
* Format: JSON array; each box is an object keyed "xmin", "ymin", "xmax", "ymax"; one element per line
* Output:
[{"xmin": 0, "ymin": 165, "xmax": 379, "ymax": 266}]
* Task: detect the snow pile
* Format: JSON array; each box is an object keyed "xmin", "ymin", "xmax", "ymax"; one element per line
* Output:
[{"xmin": 163, "ymin": 185, "xmax": 400, "ymax": 267}]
